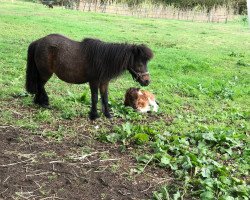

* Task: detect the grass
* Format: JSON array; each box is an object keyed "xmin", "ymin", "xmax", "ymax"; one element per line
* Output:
[{"xmin": 0, "ymin": 0, "xmax": 249, "ymax": 199}]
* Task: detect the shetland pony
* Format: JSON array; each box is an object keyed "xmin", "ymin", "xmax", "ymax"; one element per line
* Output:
[{"xmin": 25, "ymin": 34, "xmax": 153, "ymax": 120}]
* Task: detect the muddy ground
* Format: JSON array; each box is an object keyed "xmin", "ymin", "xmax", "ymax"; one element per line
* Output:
[{"xmin": 0, "ymin": 125, "xmax": 170, "ymax": 200}]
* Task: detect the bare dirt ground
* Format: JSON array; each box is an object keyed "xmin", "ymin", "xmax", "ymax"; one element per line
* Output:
[{"xmin": 0, "ymin": 125, "xmax": 170, "ymax": 200}]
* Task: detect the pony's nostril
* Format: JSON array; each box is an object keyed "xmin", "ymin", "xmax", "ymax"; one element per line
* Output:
[{"xmin": 144, "ymin": 80, "xmax": 150, "ymax": 85}]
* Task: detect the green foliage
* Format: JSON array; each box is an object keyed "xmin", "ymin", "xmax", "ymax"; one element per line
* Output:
[
  {"xmin": 107, "ymin": 123, "xmax": 250, "ymax": 199},
  {"xmin": 98, "ymin": 120, "xmax": 249, "ymax": 198},
  {"xmin": 98, "ymin": 122, "xmax": 157, "ymax": 146},
  {"xmin": 153, "ymin": 185, "xmax": 182, "ymax": 200},
  {"xmin": 97, "ymin": 118, "xmax": 249, "ymax": 198},
  {"xmin": 110, "ymin": 101, "xmax": 143, "ymax": 120}
]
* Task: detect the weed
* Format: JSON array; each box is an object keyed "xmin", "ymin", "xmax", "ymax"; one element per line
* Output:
[
  {"xmin": 48, "ymin": 172, "xmax": 58, "ymax": 181},
  {"xmin": 237, "ymin": 59, "xmax": 249, "ymax": 67},
  {"xmin": 41, "ymin": 151, "xmax": 57, "ymax": 158}
]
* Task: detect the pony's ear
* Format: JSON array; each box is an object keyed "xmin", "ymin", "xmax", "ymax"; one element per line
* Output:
[{"xmin": 132, "ymin": 44, "xmax": 153, "ymax": 61}]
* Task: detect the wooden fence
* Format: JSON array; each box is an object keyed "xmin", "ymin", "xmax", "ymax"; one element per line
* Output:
[{"xmin": 65, "ymin": 0, "xmax": 235, "ymax": 23}]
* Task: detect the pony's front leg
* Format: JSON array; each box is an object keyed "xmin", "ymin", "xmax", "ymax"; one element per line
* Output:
[
  {"xmin": 100, "ymin": 82, "xmax": 112, "ymax": 118},
  {"xmin": 89, "ymin": 82, "xmax": 100, "ymax": 120}
]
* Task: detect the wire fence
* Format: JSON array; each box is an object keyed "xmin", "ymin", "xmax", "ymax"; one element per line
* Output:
[{"xmin": 63, "ymin": 0, "xmax": 237, "ymax": 23}]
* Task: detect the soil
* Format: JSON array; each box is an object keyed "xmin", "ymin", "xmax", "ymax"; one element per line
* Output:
[{"xmin": 0, "ymin": 126, "xmax": 170, "ymax": 200}]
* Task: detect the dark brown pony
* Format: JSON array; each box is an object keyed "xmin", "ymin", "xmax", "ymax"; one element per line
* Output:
[{"xmin": 25, "ymin": 34, "xmax": 153, "ymax": 120}]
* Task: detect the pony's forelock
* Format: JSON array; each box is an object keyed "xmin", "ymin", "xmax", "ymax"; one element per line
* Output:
[{"xmin": 132, "ymin": 44, "xmax": 153, "ymax": 61}]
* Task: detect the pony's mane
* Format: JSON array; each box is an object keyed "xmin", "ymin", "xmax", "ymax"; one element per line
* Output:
[{"xmin": 81, "ymin": 38, "xmax": 153, "ymax": 82}]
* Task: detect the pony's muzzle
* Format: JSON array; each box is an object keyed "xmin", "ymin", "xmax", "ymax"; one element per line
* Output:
[
  {"xmin": 139, "ymin": 74, "xmax": 150, "ymax": 86},
  {"xmin": 142, "ymin": 79, "xmax": 150, "ymax": 86}
]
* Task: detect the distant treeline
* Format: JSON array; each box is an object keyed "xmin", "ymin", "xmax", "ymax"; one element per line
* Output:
[
  {"xmin": 152, "ymin": 0, "xmax": 247, "ymax": 14},
  {"xmin": 38, "ymin": 0, "xmax": 247, "ymax": 14},
  {"xmin": 123, "ymin": 1, "xmax": 247, "ymax": 14}
]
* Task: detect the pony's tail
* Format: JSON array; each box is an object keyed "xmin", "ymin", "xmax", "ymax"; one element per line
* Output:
[{"xmin": 25, "ymin": 42, "xmax": 38, "ymax": 94}]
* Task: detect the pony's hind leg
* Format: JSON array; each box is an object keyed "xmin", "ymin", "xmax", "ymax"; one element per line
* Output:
[{"xmin": 34, "ymin": 75, "xmax": 52, "ymax": 108}]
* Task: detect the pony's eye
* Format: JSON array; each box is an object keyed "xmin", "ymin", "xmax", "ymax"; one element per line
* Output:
[{"xmin": 139, "ymin": 63, "xmax": 144, "ymax": 68}]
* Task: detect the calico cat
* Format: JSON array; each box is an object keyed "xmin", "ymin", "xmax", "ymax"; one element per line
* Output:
[{"xmin": 124, "ymin": 88, "xmax": 158, "ymax": 113}]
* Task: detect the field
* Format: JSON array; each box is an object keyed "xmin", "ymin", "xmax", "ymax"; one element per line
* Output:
[{"xmin": 0, "ymin": 0, "xmax": 250, "ymax": 199}]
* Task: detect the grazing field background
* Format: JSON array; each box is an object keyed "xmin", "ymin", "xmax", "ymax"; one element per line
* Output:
[{"xmin": 0, "ymin": 0, "xmax": 249, "ymax": 199}]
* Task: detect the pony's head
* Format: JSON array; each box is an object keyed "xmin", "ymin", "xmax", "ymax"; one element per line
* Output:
[{"xmin": 128, "ymin": 44, "xmax": 153, "ymax": 86}]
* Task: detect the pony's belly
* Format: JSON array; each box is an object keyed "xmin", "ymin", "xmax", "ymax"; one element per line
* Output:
[
  {"xmin": 55, "ymin": 69, "xmax": 87, "ymax": 84},
  {"xmin": 57, "ymin": 76, "xmax": 87, "ymax": 84}
]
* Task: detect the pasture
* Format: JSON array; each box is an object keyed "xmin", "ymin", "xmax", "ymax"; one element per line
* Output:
[{"xmin": 0, "ymin": 0, "xmax": 249, "ymax": 199}]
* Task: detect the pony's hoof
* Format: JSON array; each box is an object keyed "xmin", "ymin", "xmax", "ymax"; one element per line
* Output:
[
  {"xmin": 34, "ymin": 98, "xmax": 50, "ymax": 109},
  {"xmin": 40, "ymin": 104, "xmax": 51, "ymax": 109},
  {"xmin": 36, "ymin": 102, "xmax": 50, "ymax": 109},
  {"xmin": 104, "ymin": 112, "xmax": 112, "ymax": 119},
  {"xmin": 34, "ymin": 101, "xmax": 50, "ymax": 109},
  {"xmin": 89, "ymin": 112, "xmax": 100, "ymax": 120}
]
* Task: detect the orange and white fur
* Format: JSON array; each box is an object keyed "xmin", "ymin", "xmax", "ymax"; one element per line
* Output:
[{"xmin": 124, "ymin": 88, "xmax": 158, "ymax": 113}]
